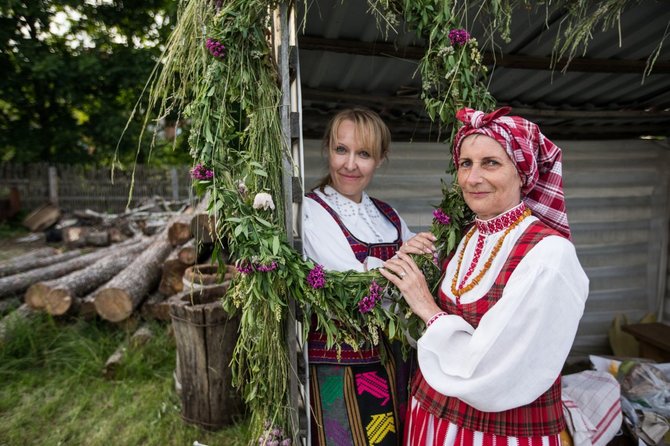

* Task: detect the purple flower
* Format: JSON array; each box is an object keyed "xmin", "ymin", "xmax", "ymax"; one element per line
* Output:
[
  {"xmin": 206, "ymin": 38, "xmax": 227, "ymax": 59},
  {"xmin": 190, "ymin": 163, "xmax": 213, "ymax": 181},
  {"xmin": 236, "ymin": 260, "xmax": 254, "ymax": 275},
  {"xmin": 448, "ymin": 28, "xmax": 470, "ymax": 46},
  {"xmin": 433, "ymin": 208, "xmax": 451, "ymax": 225},
  {"xmin": 256, "ymin": 261, "xmax": 278, "ymax": 272},
  {"xmin": 236, "ymin": 259, "xmax": 278, "ymax": 274},
  {"xmin": 358, "ymin": 280, "xmax": 382, "ymax": 313},
  {"xmin": 306, "ymin": 264, "xmax": 326, "ymax": 289}
]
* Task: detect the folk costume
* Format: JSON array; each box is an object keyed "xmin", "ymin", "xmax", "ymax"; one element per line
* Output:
[
  {"xmin": 404, "ymin": 108, "xmax": 589, "ymax": 446},
  {"xmin": 304, "ymin": 185, "xmax": 414, "ymax": 446}
]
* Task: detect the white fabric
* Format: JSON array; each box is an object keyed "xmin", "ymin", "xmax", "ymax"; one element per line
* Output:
[
  {"xmin": 562, "ymin": 371, "xmax": 622, "ymax": 446},
  {"xmin": 418, "ymin": 215, "xmax": 589, "ymax": 412},
  {"xmin": 303, "ymin": 185, "xmax": 414, "ymax": 272}
]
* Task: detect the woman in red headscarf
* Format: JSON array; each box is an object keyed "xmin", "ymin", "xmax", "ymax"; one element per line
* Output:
[{"xmin": 380, "ymin": 107, "xmax": 589, "ymax": 446}]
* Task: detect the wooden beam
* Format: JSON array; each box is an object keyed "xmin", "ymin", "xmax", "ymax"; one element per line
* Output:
[
  {"xmin": 297, "ymin": 35, "xmax": 670, "ymax": 74},
  {"xmin": 302, "ymin": 88, "xmax": 670, "ymax": 119}
]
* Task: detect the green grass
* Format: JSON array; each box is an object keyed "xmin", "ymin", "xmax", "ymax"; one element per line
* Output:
[{"xmin": 0, "ymin": 314, "xmax": 249, "ymax": 446}]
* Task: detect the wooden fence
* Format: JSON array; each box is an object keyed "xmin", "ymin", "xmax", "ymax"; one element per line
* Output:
[{"xmin": 0, "ymin": 163, "xmax": 194, "ymax": 214}]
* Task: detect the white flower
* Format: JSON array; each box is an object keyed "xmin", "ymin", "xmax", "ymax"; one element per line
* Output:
[
  {"xmin": 237, "ymin": 180, "xmax": 248, "ymax": 196},
  {"xmin": 252, "ymin": 192, "xmax": 275, "ymax": 211}
]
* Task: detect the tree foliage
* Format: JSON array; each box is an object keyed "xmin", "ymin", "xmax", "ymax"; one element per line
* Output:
[{"xmin": 0, "ymin": 0, "xmax": 190, "ymax": 165}]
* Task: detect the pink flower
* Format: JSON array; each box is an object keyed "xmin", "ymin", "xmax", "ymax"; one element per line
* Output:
[
  {"xmin": 190, "ymin": 163, "xmax": 213, "ymax": 180},
  {"xmin": 448, "ymin": 28, "xmax": 470, "ymax": 46},
  {"xmin": 206, "ymin": 38, "xmax": 227, "ymax": 59},
  {"xmin": 306, "ymin": 264, "xmax": 326, "ymax": 289},
  {"xmin": 256, "ymin": 261, "xmax": 278, "ymax": 272},
  {"xmin": 433, "ymin": 208, "xmax": 451, "ymax": 225},
  {"xmin": 358, "ymin": 280, "xmax": 382, "ymax": 313},
  {"xmin": 236, "ymin": 260, "xmax": 254, "ymax": 275}
]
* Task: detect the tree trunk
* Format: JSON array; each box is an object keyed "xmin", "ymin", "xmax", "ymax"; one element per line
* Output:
[
  {"xmin": 140, "ymin": 292, "xmax": 172, "ymax": 321},
  {"xmin": 189, "ymin": 193, "xmax": 215, "ymax": 245},
  {"xmin": 158, "ymin": 248, "xmax": 191, "ymax": 296},
  {"xmin": 93, "ymin": 232, "xmax": 174, "ymax": 322},
  {"xmin": 178, "ymin": 239, "xmax": 213, "ymax": 265},
  {"xmin": 167, "ymin": 212, "xmax": 194, "ymax": 247},
  {"xmin": 0, "ymin": 238, "xmax": 143, "ymax": 300},
  {"xmin": 190, "ymin": 214, "xmax": 215, "ymax": 245},
  {"xmin": 0, "ymin": 248, "xmax": 82, "ymax": 278},
  {"xmin": 85, "ymin": 230, "xmax": 110, "ymax": 247},
  {"xmin": 30, "ymin": 239, "xmax": 153, "ymax": 316},
  {"xmin": 63, "ymin": 226, "xmax": 90, "ymax": 248}
]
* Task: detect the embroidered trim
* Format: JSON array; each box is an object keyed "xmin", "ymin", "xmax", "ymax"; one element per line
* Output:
[
  {"xmin": 426, "ymin": 312, "xmax": 449, "ymax": 328},
  {"xmin": 475, "ymin": 202, "xmax": 527, "ymax": 235}
]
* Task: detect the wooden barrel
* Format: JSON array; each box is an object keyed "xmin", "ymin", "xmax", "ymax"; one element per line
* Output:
[
  {"xmin": 169, "ymin": 283, "xmax": 243, "ymax": 430},
  {"xmin": 182, "ymin": 264, "xmax": 236, "ymax": 291}
]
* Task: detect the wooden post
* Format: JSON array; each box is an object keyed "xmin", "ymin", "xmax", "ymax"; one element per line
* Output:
[
  {"xmin": 171, "ymin": 167, "xmax": 180, "ymax": 202},
  {"xmin": 275, "ymin": 2, "xmax": 308, "ymax": 443},
  {"xmin": 48, "ymin": 166, "xmax": 58, "ymax": 206}
]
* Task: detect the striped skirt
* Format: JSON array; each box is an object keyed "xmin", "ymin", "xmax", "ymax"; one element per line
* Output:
[
  {"xmin": 404, "ymin": 397, "xmax": 563, "ymax": 446},
  {"xmin": 309, "ymin": 347, "xmax": 413, "ymax": 446}
]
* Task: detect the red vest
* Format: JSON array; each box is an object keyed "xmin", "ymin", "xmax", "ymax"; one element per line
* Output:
[
  {"xmin": 306, "ymin": 192, "xmax": 403, "ymax": 364},
  {"xmin": 412, "ymin": 221, "xmax": 567, "ymax": 437}
]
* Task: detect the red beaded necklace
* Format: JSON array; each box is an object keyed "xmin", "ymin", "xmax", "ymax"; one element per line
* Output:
[{"xmin": 451, "ymin": 206, "xmax": 531, "ymax": 300}]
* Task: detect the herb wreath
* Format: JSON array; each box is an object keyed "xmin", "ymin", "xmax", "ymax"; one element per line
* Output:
[{"xmin": 142, "ymin": 0, "xmax": 646, "ymax": 443}]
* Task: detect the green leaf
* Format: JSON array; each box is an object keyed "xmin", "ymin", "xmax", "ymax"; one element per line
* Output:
[
  {"xmin": 253, "ymin": 169, "xmax": 267, "ymax": 177},
  {"xmin": 254, "ymin": 216, "xmax": 272, "ymax": 227},
  {"xmin": 272, "ymin": 235, "xmax": 280, "ymax": 255}
]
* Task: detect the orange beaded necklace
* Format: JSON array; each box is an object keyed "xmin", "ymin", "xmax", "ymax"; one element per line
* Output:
[{"xmin": 451, "ymin": 207, "xmax": 531, "ymax": 299}]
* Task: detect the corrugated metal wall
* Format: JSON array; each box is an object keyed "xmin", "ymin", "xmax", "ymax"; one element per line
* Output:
[{"xmin": 304, "ymin": 138, "xmax": 670, "ymax": 356}]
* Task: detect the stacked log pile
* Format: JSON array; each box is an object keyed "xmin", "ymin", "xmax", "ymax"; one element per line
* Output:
[
  {"xmin": 1, "ymin": 195, "xmax": 245, "ymax": 425},
  {"xmin": 0, "ymin": 195, "xmax": 232, "ymax": 333}
]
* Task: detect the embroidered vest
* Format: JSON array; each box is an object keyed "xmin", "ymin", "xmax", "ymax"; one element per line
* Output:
[
  {"xmin": 411, "ymin": 221, "xmax": 567, "ymax": 437},
  {"xmin": 306, "ymin": 192, "xmax": 403, "ymax": 364}
]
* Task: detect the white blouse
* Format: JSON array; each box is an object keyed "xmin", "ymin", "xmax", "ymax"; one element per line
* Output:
[
  {"xmin": 418, "ymin": 215, "xmax": 589, "ymax": 412},
  {"xmin": 303, "ymin": 186, "xmax": 414, "ymax": 272}
]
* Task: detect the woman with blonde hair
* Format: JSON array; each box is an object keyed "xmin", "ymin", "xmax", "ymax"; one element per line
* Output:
[{"xmin": 304, "ymin": 107, "xmax": 414, "ymax": 446}]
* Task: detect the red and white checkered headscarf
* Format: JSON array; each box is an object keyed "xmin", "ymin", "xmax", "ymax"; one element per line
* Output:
[{"xmin": 453, "ymin": 106, "xmax": 571, "ymax": 239}]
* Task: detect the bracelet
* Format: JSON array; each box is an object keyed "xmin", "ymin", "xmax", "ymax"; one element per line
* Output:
[{"xmin": 426, "ymin": 311, "xmax": 448, "ymax": 328}]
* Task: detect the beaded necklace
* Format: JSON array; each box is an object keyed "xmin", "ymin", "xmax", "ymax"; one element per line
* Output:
[{"xmin": 451, "ymin": 207, "xmax": 531, "ymax": 299}]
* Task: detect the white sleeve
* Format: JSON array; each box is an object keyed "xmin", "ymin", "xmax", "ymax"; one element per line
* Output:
[
  {"xmin": 399, "ymin": 211, "xmax": 416, "ymax": 242},
  {"xmin": 417, "ymin": 236, "xmax": 589, "ymax": 412},
  {"xmin": 303, "ymin": 197, "xmax": 366, "ymax": 272}
]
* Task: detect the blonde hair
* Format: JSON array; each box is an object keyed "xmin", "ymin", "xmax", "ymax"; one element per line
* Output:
[{"xmin": 314, "ymin": 107, "xmax": 391, "ymax": 191}]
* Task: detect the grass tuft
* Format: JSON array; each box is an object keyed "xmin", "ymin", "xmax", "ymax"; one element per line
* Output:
[{"xmin": 0, "ymin": 315, "xmax": 248, "ymax": 446}]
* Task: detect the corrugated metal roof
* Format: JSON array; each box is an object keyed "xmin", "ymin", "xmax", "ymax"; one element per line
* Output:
[{"xmin": 297, "ymin": 0, "xmax": 670, "ymax": 141}]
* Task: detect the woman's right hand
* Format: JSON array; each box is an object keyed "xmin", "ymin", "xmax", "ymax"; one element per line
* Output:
[
  {"xmin": 381, "ymin": 251, "xmax": 442, "ymax": 323},
  {"xmin": 398, "ymin": 232, "xmax": 437, "ymax": 256}
]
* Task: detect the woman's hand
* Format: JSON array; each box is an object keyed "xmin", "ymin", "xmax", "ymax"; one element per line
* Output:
[
  {"xmin": 380, "ymin": 251, "xmax": 442, "ymax": 323},
  {"xmin": 398, "ymin": 232, "xmax": 437, "ymax": 255}
]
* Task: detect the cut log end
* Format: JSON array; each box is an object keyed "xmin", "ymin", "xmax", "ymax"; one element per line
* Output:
[
  {"xmin": 44, "ymin": 288, "xmax": 73, "ymax": 316},
  {"xmin": 25, "ymin": 283, "xmax": 51, "ymax": 310},
  {"xmin": 94, "ymin": 288, "xmax": 133, "ymax": 322}
]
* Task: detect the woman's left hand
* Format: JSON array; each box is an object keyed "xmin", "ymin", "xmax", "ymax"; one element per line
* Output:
[{"xmin": 380, "ymin": 252, "xmax": 442, "ymax": 323}]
